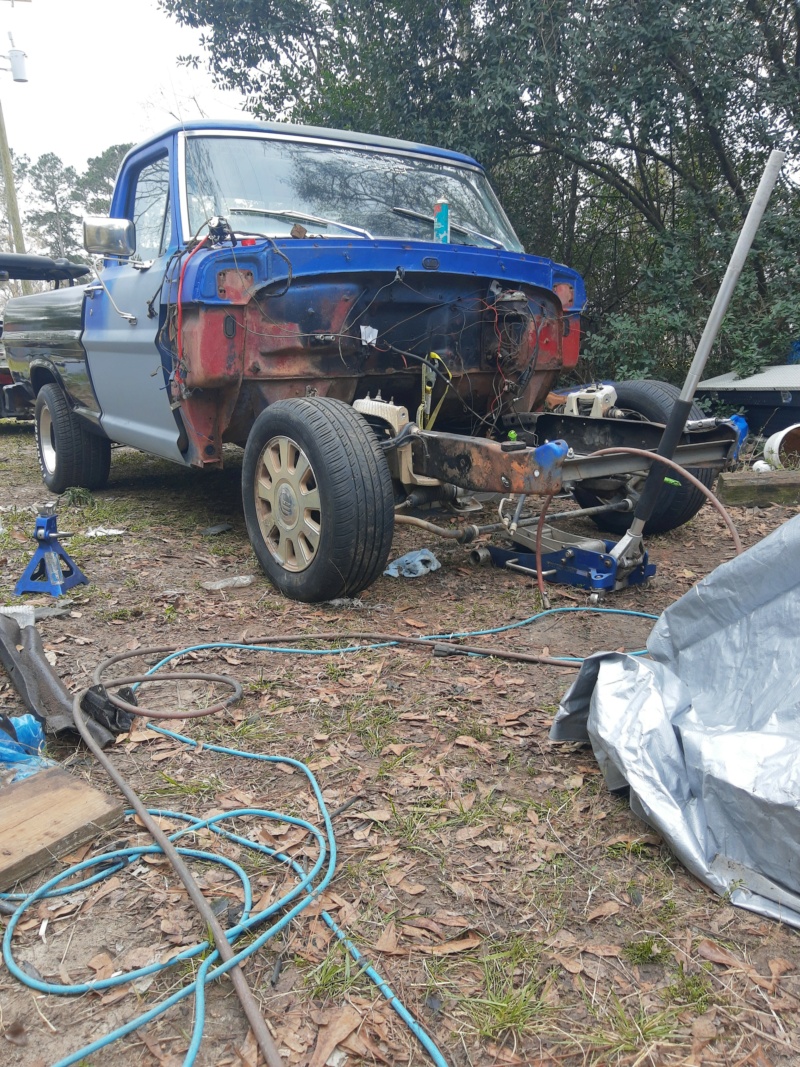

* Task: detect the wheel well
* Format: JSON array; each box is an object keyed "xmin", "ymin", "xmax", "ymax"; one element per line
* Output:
[{"xmin": 30, "ymin": 366, "xmax": 59, "ymax": 395}]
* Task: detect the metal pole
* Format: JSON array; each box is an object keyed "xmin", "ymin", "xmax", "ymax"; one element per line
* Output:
[
  {"xmin": 612, "ymin": 148, "xmax": 785, "ymax": 563},
  {"xmin": 0, "ymin": 92, "xmax": 31, "ymax": 296},
  {"xmin": 0, "ymin": 94, "xmax": 24, "ymax": 255},
  {"xmin": 679, "ymin": 149, "xmax": 786, "ymax": 402}
]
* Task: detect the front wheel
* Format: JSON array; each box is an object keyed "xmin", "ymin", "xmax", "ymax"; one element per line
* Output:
[
  {"xmin": 572, "ymin": 379, "xmax": 715, "ymax": 535},
  {"xmin": 242, "ymin": 397, "xmax": 395, "ymax": 602}
]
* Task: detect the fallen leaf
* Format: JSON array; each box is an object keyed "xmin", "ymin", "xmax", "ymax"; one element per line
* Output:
[
  {"xmin": 475, "ymin": 837, "xmax": 507, "ymax": 853},
  {"xmin": 60, "ymin": 843, "xmax": 93, "ymax": 865},
  {"xmin": 87, "ymin": 951, "xmax": 115, "ymax": 981},
  {"xmin": 454, "ymin": 826, "xmax": 486, "ymax": 843},
  {"xmin": 747, "ymin": 1043, "xmax": 775, "ymax": 1067},
  {"xmin": 454, "ymin": 735, "xmax": 491, "ymax": 755},
  {"xmin": 341, "ymin": 1029, "xmax": 392, "ymax": 1065},
  {"xmin": 398, "ymin": 879, "xmax": 427, "ymax": 896},
  {"xmin": 235, "ymin": 1027, "xmax": 258, "ymax": 1067},
  {"xmin": 100, "ymin": 985, "xmax": 131, "ymax": 1006},
  {"xmin": 361, "ymin": 808, "xmax": 392, "ymax": 823},
  {"xmin": 484, "ymin": 1043, "xmax": 524, "ymax": 1064},
  {"xmin": 403, "ymin": 916, "xmax": 444, "ymax": 938},
  {"xmin": 308, "ymin": 1006, "xmax": 361, "ymax": 1067},
  {"xmin": 374, "ymin": 920, "xmax": 398, "ymax": 953},
  {"xmin": 87, "ymin": 876, "xmax": 122, "ymax": 907},
  {"xmin": 582, "ymin": 943, "xmax": 621, "ymax": 958},
  {"xmin": 3, "ymin": 1019, "xmax": 28, "ymax": 1047},
  {"xmin": 769, "ymin": 957, "xmax": 793, "ymax": 982},
  {"xmin": 696, "ymin": 938, "xmax": 744, "ymax": 970},
  {"xmin": 587, "ymin": 901, "xmax": 621, "ymax": 922},
  {"xmin": 419, "ymin": 931, "xmax": 481, "ymax": 955},
  {"xmin": 552, "ymin": 952, "xmax": 582, "ymax": 974},
  {"xmin": 605, "ymin": 832, "xmax": 661, "ymax": 848},
  {"xmin": 691, "ymin": 1011, "xmax": 717, "ymax": 1041}
]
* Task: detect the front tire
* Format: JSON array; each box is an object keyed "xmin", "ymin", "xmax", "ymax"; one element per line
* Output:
[
  {"xmin": 573, "ymin": 379, "xmax": 715, "ymax": 535},
  {"xmin": 242, "ymin": 397, "xmax": 395, "ymax": 602},
  {"xmin": 35, "ymin": 383, "xmax": 110, "ymax": 494}
]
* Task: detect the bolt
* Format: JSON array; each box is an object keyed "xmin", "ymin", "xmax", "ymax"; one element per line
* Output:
[{"xmin": 501, "ymin": 475, "xmax": 511, "ymax": 489}]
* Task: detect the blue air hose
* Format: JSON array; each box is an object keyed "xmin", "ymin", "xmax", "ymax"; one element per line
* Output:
[{"xmin": 2, "ymin": 606, "xmax": 656, "ymax": 1066}]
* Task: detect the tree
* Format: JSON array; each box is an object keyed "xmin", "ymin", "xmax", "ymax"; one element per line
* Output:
[
  {"xmin": 25, "ymin": 152, "xmax": 83, "ymax": 260},
  {"xmin": 78, "ymin": 143, "xmax": 133, "ymax": 216},
  {"xmin": 161, "ymin": 0, "xmax": 800, "ymax": 380}
]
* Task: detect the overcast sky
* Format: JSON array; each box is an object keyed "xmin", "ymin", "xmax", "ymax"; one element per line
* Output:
[{"xmin": 0, "ymin": 0, "xmax": 247, "ymax": 169}]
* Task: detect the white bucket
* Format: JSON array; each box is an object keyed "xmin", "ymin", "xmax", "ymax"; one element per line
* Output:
[{"xmin": 763, "ymin": 423, "xmax": 800, "ymax": 469}]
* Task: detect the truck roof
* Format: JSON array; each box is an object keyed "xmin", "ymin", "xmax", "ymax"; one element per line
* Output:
[{"xmin": 131, "ymin": 119, "xmax": 485, "ymax": 170}]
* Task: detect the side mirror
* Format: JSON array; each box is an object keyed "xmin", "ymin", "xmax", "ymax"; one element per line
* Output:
[{"xmin": 83, "ymin": 217, "xmax": 136, "ymax": 258}]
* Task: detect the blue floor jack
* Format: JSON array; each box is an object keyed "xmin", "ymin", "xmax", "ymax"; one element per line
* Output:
[
  {"xmin": 475, "ymin": 520, "xmax": 656, "ymax": 597},
  {"xmin": 15, "ymin": 506, "xmax": 88, "ymax": 598}
]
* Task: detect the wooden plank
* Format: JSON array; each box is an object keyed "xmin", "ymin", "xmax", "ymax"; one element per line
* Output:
[
  {"xmin": 716, "ymin": 469, "xmax": 800, "ymax": 507},
  {"xmin": 0, "ymin": 767, "xmax": 124, "ymax": 890}
]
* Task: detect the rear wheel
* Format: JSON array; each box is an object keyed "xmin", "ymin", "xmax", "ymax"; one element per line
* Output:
[
  {"xmin": 35, "ymin": 383, "xmax": 110, "ymax": 494},
  {"xmin": 573, "ymin": 379, "xmax": 714, "ymax": 535},
  {"xmin": 242, "ymin": 397, "xmax": 395, "ymax": 602}
]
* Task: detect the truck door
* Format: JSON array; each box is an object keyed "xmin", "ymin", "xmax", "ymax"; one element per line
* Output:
[{"xmin": 82, "ymin": 152, "xmax": 186, "ymax": 463}]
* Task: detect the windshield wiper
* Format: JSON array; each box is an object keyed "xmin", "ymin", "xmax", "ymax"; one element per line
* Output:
[
  {"xmin": 391, "ymin": 206, "xmax": 504, "ymax": 249},
  {"xmin": 228, "ymin": 208, "xmax": 372, "ymax": 240}
]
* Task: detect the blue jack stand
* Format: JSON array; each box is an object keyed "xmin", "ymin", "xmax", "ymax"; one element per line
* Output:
[{"xmin": 14, "ymin": 507, "xmax": 89, "ymax": 598}]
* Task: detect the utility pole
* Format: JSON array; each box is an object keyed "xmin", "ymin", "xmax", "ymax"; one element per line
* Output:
[
  {"xmin": 0, "ymin": 28, "xmax": 29, "ymax": 292},
  {"xmin": 0, "ymin": 92, "xmax": 24, "ymax": 256}
]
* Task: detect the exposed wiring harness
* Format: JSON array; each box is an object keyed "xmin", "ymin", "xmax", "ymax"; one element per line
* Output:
[{"xmin": 1, "ymin": 607, "xmax": 658, "ymax": 1066}]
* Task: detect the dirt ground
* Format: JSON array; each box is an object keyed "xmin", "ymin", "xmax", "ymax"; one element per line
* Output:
[{"xmin": 1, "ymin": 417, "xmax": 799, "ymax": 1067}]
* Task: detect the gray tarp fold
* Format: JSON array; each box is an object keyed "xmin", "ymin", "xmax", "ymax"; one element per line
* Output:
[{"xmin": 551, "ymin": 513, "xmax": 800, "ymax": 926}]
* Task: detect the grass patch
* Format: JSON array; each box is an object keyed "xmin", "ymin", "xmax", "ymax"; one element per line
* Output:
[
  {"xmin": 147, "ymin": 773, "xmax": 224, "ymax": 800},
  {"xmin": 303, "ymin": 942, "xmax": 371, "ymax": 1001},
  {"xmin": 665, "ymin": 964, "xmax": 714, "ymax": 1013},
  {"xmin": 583, "ymin": 992, "xmax": 678, "ymax": 1059},
  {"xmin": 458, "ymin": 938, "xmax": 547, "ymax": 1040},
  {"xmin": 621, "ymin": 935, "xmax": 671, "ymax": 966}
]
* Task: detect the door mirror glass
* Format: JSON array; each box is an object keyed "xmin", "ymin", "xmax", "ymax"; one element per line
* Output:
[{"xmin": 84, "ymin": 216, "xmax": 136, "ymax": 257}]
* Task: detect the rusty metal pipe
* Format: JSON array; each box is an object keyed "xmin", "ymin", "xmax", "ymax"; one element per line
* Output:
[
  {"xmin": 394, "ymin": 513, "xmax": 480, "ymax": 542},
  {"xmin": 71, "ymin": 686, "xmax": 284, "ymax": 1067},
  {"xmin": 394, "ymin": 499, "xmax": 629, "ymax": 544}
]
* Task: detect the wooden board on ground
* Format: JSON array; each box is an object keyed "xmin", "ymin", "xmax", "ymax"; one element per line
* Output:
[
  {"xmin": 0, "ymin": 766, "xmax": 124, "ymax": 890},
  {"xmin": 716, "ymin": 468, "xmax": 800, "ymax": 507}
]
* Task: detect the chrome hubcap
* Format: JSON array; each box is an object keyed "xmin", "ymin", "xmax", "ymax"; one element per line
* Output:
[
  {"xmin": 39, "ymin": 407, "xmax": 57, "ymax": 474},
  {"xmin": 254, "ymin": 435, "xmax": 321, "ymax": 571}
]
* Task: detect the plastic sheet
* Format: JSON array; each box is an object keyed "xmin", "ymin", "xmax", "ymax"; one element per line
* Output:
[
  {"xmin": 551, "ymin": 513, "xmax": 800, "ymax": 926},
  {"xmin": 0, "ymin": 713, "xmax": 57, "ymax": 782},
  {"xmin": 384, "ymin": 548, "xmax": 441, "ymax": 578}
]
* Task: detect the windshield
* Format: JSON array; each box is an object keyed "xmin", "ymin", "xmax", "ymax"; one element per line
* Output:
[{"xmin": 184, "ymin": 134, "xmax": 523, "ymax": 252}]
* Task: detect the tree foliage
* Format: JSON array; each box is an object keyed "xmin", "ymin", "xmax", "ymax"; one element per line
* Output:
[
  {"xmin": 162, "ymin": 0, "xmax": 800, "ymax": 380},
  {"xmin": 21, "ymin": 143, "xmax": 132, "ymax": 262}
]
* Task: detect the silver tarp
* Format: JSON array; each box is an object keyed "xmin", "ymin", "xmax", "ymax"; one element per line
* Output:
[{"xmin": 551, "ymin": 512, "xmax": 800, "ymax": 926}]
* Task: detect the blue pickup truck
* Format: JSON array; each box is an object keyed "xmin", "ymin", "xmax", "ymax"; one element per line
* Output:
[{"xmin": 2, "ymin": 120, "xmax": 735, "ymax": 601}]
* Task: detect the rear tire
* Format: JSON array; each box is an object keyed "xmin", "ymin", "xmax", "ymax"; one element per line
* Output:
[
  {"xmin": 242, "ymin": 397, "xmax": 395, "ymax": 602},
  {"xmin": 573, "ymin": 379, "xmax": 714, "ymax": 535},
  {"xmin": 35, "ymin": 383, "xmax": 111, "ymax": 494}
]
